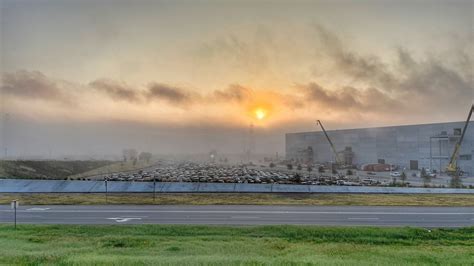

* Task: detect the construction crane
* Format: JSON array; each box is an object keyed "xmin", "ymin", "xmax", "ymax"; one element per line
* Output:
[
  {"xmin": 446, "ymin": 104, "xmax": 473, "ymax": 176},
  {"xmin": 317, "ymin": 120, "xmax": 342, "ymax": 165}
]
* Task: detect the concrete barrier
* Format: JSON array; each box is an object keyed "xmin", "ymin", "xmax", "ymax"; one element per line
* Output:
[
  {"xmin": 234, "ymin": 183, "xmax": 273, "ymax": 193},
  {"xmin": 272, "ymin": 184, "xmax": 310, "ymax": 193},
  {"xmin": 0, "ymin": 179, "xmax": 473, "ymax": 194},
  {"xmin": 106, "ymin": 181, "xmax": 154, "ymax": 193},
  {"xmin": 198, "ymin": 183, "xmax": 235, "ymax": 192},
  {"xmin": 160, "ymin": 182, "xmax": 199, "ymax": 193}
]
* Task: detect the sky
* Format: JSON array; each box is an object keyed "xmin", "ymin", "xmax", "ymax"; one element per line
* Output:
[{"xmin": 1, "ymin": 0, "xmax": 473, "ymax": 158}]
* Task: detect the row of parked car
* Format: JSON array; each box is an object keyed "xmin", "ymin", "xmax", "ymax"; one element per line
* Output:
[{"xmin": 102, "ymin": 162, "xmax": 389, "ymax": 186}]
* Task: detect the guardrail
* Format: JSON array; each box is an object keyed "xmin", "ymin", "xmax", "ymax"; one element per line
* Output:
[{"xmin": 0, "ymin": 179, "xmax": 473, "ymax": 194}]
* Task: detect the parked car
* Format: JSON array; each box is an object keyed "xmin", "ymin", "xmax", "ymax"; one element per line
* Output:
[{"xmin": 390, "ymin": 172, "xmax": 401, "ymax": 177}]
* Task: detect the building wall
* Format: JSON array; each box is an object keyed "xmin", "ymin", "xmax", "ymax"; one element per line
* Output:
[{"xmin": 286, "ymin": 122, "xmax": 474, "ymax": 174}]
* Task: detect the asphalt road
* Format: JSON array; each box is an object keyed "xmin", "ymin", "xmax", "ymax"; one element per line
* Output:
[{"xmin": 1, "ymin": 205, "xmax": 473, "ymax": 227}]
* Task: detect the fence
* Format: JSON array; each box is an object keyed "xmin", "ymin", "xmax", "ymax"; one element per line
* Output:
[{"xmin": 1, "ymin": 179, "xmax": 473, "ymax": 194}]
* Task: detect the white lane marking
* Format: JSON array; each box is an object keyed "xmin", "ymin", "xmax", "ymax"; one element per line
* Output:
[
  {"xmin": 230, "ymin": 216, "xmax": 260, "ymax": 219},
  {"xmin": 107, "ymin": 217, "xmax": 142, "ymax": 223},
  {"xmin": 348, "ymin": 217, "xmax": 380, "ymax": 220},
  {"xmin": 26, "ymin": 208, "xmax": 51, "ymax": 211},
  {"xmin": 5, "ymin": 210, "xmax": 472, "ymax": 215}
]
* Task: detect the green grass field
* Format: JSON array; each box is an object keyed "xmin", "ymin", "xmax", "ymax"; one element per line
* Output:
[
  {"xmin": 0, "ymin": 224, "xmax": 472, "ymax": 265},
  {"xmin": 1, "ymin": 193, "xmax": 474, "ymax": 206}
]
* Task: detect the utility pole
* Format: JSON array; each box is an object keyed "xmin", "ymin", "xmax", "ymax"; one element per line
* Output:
[
  {"xmin": 3, "ymin": 113, "xmax": 10, "ymax": 159},
  {"xmin": 246, "ymin": 124, "xmax": 254, "ymax": 163},
  {"xmin": 11, "ymin": 200, "xmax": 18, "ymax": 230},
  {"xmin": 153, "ymin": 176, "xmax": 156, "ymax": 203},
  {"xmin": 104, "ymin": 177, "xmax": 108, "ymax": 204}
]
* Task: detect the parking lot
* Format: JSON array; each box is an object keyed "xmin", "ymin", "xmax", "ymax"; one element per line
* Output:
[{"xmin": 93, "ymin": 162, "xmax": 474, "ymax": 188}]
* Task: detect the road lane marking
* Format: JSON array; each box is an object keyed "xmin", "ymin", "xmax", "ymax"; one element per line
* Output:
[
  {"xmin": 348, "ymin": 217, "xmax": 379, "ymax": 220},
  {"xmin": 230, "ymin": 216, "xmax": 260, "ymax": 219},
  {"xmin": 107, "ymin": 217, "xmax": 142, "ymax": 223},
  {"xmin": 5, "ymin": 210, "xmax": 472, "ymax": 215},
  {"xmin": 26, "ymin": 208, "xmax": 51, "ymax": 211}
]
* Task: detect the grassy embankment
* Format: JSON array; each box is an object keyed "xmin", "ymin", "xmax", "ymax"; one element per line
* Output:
[
  {"xmin": 0, "ymin": 160, "xmax": 114, "ymax": 180},
  {"xmin": 68, "ymin": 160, "xmax": 158, "ymax": 180},
  {"xmin": 1, "ymin": 193, "xmax": 473, "ymax": 206},
  {"xmin": 0, "ymin": 160, "xmax": 159, "ymax": 180},
  {"xmin": 0, "ymin": 224, "xmax": 472, "ymax": 265}
]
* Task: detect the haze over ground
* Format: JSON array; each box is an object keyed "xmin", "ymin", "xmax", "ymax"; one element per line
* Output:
[{"xmin": 1, "ymin": 0, "xmax": 473, "ymax": 157}]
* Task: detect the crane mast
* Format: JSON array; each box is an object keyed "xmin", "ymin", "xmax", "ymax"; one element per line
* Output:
[
  {"xmin": 317, "ymin": 120, "xmax": 342, "ymax": 165},
  {"xmin": 446, "ymin": 104, "xmax": 473, "ymax": 175}
]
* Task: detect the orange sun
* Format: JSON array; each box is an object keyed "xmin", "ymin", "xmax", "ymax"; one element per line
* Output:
[{"xmin": 254, "ymin": 108, "xmax": 267, "ymax": 120}]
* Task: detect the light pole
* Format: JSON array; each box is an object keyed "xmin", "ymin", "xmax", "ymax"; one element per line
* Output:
[
  {"xmin": 153, "ymin": 176, "xmax": 156, "ymax": 203},
  {"xmin": 11, "ymin": 200, "xmax": 18, "ymax": 230},
  {"xmin": 104, "ymin": 177, "xmax": 108, "ymax": 204}
]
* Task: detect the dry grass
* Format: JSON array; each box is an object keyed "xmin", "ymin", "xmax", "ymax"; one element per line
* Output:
[
  {"xmin": 68, "ymin": 160, "xmax": 157, "ymax": 179},
  {"xmin": 1, "ymin": 193, "xmax": 473, "ymax": 206}
]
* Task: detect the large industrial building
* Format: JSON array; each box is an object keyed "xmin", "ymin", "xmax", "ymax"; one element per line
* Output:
[{"xmin": 286, "ymin": 121, "xmax": 474, "ymax": 175}]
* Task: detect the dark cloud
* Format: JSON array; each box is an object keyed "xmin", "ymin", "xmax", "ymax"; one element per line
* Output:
[
  {"xmin": 1, "ymin": 70, "xmax": 71, "ymax": 103},
  {"xmin": 146, "ymin": 83, "xmax": 193, "ymax": 104},
  {"xmin": 301, "ymin": 82, "xmax": 400, "ymax": 112},
  {"xmin": 214, "ymin": 84, "xmax": 252, "ymax": 102},
  {"xmin": 89, "ymin": 79, "xmax": 141, "ymax": 103},
  {"xmin": 313, "ymin": 25, "xmax": 473, "ymax": 114},
  {"xmin": 313, "ymin": 25, "xmax": 398, "ymax": 89}
]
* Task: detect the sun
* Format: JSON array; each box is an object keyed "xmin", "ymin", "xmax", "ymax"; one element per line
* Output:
[{"xmin": 254, "ymin": 108, "xmax": 267, "ymax": 120}]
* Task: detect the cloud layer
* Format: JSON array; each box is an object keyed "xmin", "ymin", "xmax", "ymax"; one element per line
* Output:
[{"xmin": 2, "ymin": 25, "xmax": 472, "ymax": 127}]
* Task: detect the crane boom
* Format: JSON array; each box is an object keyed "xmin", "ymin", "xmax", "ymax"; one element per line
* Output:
[
  {"xmin": 446, "ymin": 104, "xmax": 473, "ymax": 175},
  {"xmin": 317, "ymin": 120, "xmax": 342, "ymax": 165}
]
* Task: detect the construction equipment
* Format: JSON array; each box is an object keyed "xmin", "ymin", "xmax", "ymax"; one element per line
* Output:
[
  {"xmin": 445, "ymin": 104, "xmax": 473, "ymax": 176},
  {"xmin": 317, "ymin": 120, "xmax": 343, "ymax": 165}
]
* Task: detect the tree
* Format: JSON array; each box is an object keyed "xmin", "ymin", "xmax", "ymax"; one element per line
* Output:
[
  {"xmin": 318, "ymin": 166, "xmax": 325, "ymax": 173},
  {"xmin": 297, "ymin": 164, "xmax": 302, "ymax": 171},
  {"xmin": 331, "ymin": 164, "xmax": 337, "ymax": 174},
  {"xmin": 292, "ymin": 173, "xmax": 303, "ymax": 183},
  {"xmin": 421, "ymin": 168, "xmax": 431, "ymax": 187},
  {"xmin": 307, "ymin": 165, "xmax": 313, "ymax": 173},
  {"xmin": 400, "ymin": 171, "xmax": 407, "ymax": 185},
  {"xmin": 421, "ymin": 167, "xmax": 427, "ymax": 178},
  {"xmin": 450, "ymin": 175, "xmax": 462, "ymax": 188},
  {"xmin": 123, "ymin": 149, "xmax": 137, "ymax": 162},
  {"xmin": 139, "ymin": 152, "xmax": 152, "ymax": 163},
  {"xmin": 346, "ymin": 169, "xmax": 353, "ymax": 176},
  {"xmin": 269, "ymin": 162, "xmax": 276, "ymax": 168}
]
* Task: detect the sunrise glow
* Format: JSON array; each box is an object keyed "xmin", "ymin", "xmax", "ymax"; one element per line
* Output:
[{"xmin": 255, "ymin": 108, "xmax": 267, "ymax": 120}]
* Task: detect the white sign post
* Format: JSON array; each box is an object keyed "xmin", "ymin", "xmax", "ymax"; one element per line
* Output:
[{"xmin": 11, "ymin": 200, "xmax": 19, "ymax": 229}]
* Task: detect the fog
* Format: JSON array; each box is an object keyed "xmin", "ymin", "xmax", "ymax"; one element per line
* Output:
[{"xmin": 0, "ymin": 114, "xmax": 287, "ymax": 159}]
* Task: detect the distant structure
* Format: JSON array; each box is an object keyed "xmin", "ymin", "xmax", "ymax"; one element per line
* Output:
[
  {"xmin": 286, "ymin": 121, "xmax": 474, "ymax": 175},
  {"xmin": 209, "ymin": 149, "xmax": 217, "ymax": 163},
  {"xmin": 243, "ymin": 124, "xmax": 255, "ymax": 163}
]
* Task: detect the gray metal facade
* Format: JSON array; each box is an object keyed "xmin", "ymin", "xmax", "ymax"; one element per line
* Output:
[{"xmin": 286, "ymin": 122, "xmax": 474, "ymax": 174}]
